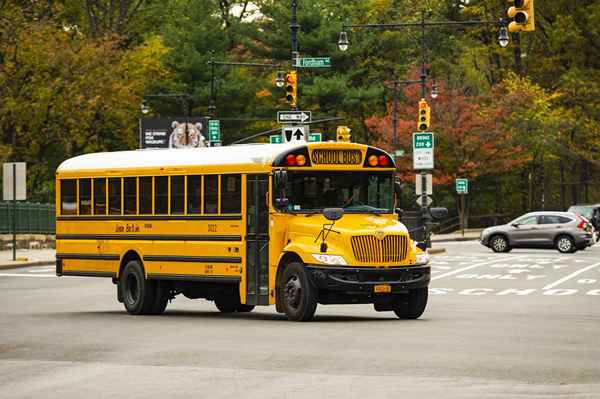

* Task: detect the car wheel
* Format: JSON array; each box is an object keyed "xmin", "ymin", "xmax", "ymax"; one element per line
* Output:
[
  {"xmin": 280, "ymin": 262, "xmax": 318, "ymax": 322},
  {"xmin": 490, "ymin": 235, "xmax": 510, "ymax": 253},
  {"xmin": 556, "ymin": 235, "xmax": 576, "ymax": 253},
  {"xmin": 392, "ymin": 288, "xmax": 428, "ymax": 319},
  {"xmin": 119, "ymin": 260, "xmax": 157, "ymax": 315}
]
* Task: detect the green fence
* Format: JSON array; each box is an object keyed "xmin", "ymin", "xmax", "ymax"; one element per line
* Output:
[{"xmin": 0, "ymin": 202, "xmax": 55, "ymax": 234}]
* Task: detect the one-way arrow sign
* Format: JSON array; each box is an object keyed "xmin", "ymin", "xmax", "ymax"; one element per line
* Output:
[{"xmin": 277, "ymin": 111, "xmax": 312, "ymax": 124}]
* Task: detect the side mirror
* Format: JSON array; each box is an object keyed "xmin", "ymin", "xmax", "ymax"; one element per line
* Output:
[
  {"xmin": 273, "ymin": 170, "xmax": 288, "ymax": 191},
  {"xmin": 511, "ymin": 223, "xmax": 520, "ymax": 228},
  {"xmin": 429, "ymin": 207, "xmax": 448, "ymax": 221},
  {"xmin": 323, "ymin": 207, "xmax": 344, "ymax": 221}
]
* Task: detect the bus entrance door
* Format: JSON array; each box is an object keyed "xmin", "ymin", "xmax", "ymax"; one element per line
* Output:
[{"xmin": 245, "ymin": 174, "xmax": 270, "ymax": 306}]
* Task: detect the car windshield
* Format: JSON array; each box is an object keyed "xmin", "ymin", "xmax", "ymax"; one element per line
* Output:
[
  {"xmin": 568, "ymin": 206, "xmax": 594, "ymax": 220},
  {"xmin": 283, "ymin": 171, "xmax": 394, "ymax": 213}
]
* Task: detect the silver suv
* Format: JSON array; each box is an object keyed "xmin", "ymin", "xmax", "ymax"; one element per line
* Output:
[{"xmin": 480, "ymin": 212, "xmax": 594, "ymax": 253}]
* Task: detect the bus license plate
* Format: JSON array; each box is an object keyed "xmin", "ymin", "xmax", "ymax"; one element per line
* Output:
[{"xmin": 374, "ymin": 284, "xmax": 391, "ymax": 293}]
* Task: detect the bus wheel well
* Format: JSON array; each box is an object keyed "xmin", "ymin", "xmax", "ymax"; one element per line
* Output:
[
  {"xmin": 275, "ymin": 252, "xmax": 303, "ymax": 313},
  {"xmin": 119, "ymin": 250, "xmax": 143, "ymax": 279}
]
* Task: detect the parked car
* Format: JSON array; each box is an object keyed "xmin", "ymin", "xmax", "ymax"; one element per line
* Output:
[
  {"xmin": 480, "ymin": 211, "xmax": 594, "ymax": 253},
  {"xmin": 567, "ymin": 204, "xmax": 600, "ymax": 243}
]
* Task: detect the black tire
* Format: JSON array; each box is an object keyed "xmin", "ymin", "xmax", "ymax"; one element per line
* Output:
[
  {"xmin": 490, "ymin": 234, "xmax": 510, "ymax": 253},
  {"xmin": 119, "ymin": 260, "xmax": 157, "ymax": 315},
  {"xmin": 280, "ymin": 262, "xmax": 318, "ymax": 321},
  {"xmin": 235, "ymin": 304, "xmax": 255, "ymax": 313},
  {"xmin": 149, "ymin": 281, "xmax": 169, "ymax": 315},
  {"xmin": 214, "ymin": 297, "xmax": 237, "ymax": 313},
  {"xmin": 556, "ymin": 235, "xmax": 576, "ymax": 253},
  {"xmin": 392, "ymin": 288, "xmax": 428, "ymax": 319}
]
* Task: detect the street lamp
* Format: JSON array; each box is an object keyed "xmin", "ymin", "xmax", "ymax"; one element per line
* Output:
[
  {"xmin": 276, "ymin": 71, "xmax": 285, "ymax": 88},
  {"xmin": 338, "ymin": 31, "xmax": 349, "ymax": 52},
  {"xmin": 430, "ymin": 80, "xmax": 439, "ymax": 99},
  {"xmin": 140, "ymin": 102, "xmax": 150, "ymax": 115},
  {"xmin": 498, "ymin": 23, "xmax": 510, "ymax": 48}
]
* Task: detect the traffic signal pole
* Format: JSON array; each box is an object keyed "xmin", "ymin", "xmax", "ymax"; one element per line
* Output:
[{"xmin": 290, "ymin": 0, "xmax": 299, "ymax": 111}]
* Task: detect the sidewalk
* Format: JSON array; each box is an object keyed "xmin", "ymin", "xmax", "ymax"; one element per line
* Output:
[
  {"xmin": 431, "ymin": 228, "xmax": 483, "ymax": 243},
  {"xmin": 0, "ymin": 249, "xmax": 56, "ymax": 270}
]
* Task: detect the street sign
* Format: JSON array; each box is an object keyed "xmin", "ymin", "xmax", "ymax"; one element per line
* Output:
[
  {"xmin": 3, "ymin": 163, "xmax": 26, "ymax": 201},
  {"xmin": 270, "ymin": 135, "xmax": 283, "ymax": 144},
  {"xmin": 208, "ymin": 119, "xmax": 221, "ymax": 142},
  {"xmin": 415, "ymin": 174, "xmax": 433, "ymax": 196},
  {"xmin": 416, "ymin": 195, "xmax": 434, "ymax": 207},
  {"xmin": 413, "ymin": 132, "xmax": 434, "ymax": 170},
  {"xmin": 294, "ymin": 57, "xmax": 331, "ymax": 68},
  {"xmin": 277, "ymin": 111, "xmax": 311, "ymax": 124},
  {"xmin": 456, "ymin": 178, "xmax": 469, "ymax": 194},
  {"xmin": 308, "ymin": 133, "xmax": 322, "ymax": 143},
  {"xmin": 394, "ymin": 149, "xmax": 405, "ymax": 158},
  {"xmin": 282, "ymin": 126, "xmax": 308, "ymax": 143}
]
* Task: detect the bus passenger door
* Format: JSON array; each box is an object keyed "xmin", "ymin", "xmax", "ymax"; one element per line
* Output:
[{"xmin": 245, "ymin": 174, "xmax": 270, "ymax": 306}]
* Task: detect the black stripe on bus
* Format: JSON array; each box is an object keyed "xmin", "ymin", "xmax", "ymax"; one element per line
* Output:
[
  {"xmin": 56, "ymin": 253, "xmax": 120, "ymax": 261},
  {"xmin": 56, "ymin": 234, "xmax": 242, "ymax": 242},
  {"xmin": 60, "ymin": 271, "xmax": 116, "ymax": 278},
  {"xmin": 143, "ymin": 255, "xmax": 242, "ymax": 264},
  {"xmin": 146, "ymin": 274, "xmax": 240, "ymax": 283},
  {"xmin": 57, "ymin": 215, "xmax": 242, "ymax": 221}
]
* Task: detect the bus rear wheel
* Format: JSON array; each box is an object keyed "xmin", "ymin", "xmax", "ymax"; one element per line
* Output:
[
  {"xmin": 119, "ymin": 260, "xmax": 163, "ymax": 315},
  {"xmin": 280, "ymin": 262, "xmax": 318, "ymax": 322},
  {"xmin": 392, "ymin": 288, "xmax": 428, "ymax": 319}
]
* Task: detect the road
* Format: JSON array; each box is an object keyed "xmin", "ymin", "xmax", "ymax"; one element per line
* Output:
[{"xmin": 1, "ymin": 242, "xmax": 599, "ymax": 398}]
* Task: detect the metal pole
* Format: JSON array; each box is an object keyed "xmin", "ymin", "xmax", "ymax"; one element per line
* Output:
[
  {"xmin": 290, "ymin": 0, "xmax": 299, "ymax": 111},
  {"xmin": 12, "ymin": 163, "xmax": 16, "ymax": 261},
  {"xmin": 419, "ymin": 11, "xmax": 431, "ymax": 248},
  {"xmin": 420, "ymin": 10, "xmax": 427, "ymax": 99},
  {"xmin": 461, "ymin": 194, "xmax": 465, "ymax": 237},
  {"xmin": 392, "ymin": 80, "xmax": 398, "ymax": 147},
  {"xmin": 209, "ymin": 52, "xmax": 216, "ymax": 117}
]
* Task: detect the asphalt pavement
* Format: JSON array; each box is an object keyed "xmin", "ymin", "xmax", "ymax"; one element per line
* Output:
[{"xmin": 1, "ymin": 242, "xmax": 599, "ymax": 398}]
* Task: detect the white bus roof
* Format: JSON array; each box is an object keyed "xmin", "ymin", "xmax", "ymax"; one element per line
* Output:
[{"xmin": 57, "ymin": 142, "xmax": 354, "ymax": 172}]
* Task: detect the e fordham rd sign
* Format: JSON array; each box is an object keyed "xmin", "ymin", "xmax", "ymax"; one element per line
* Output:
[{"xmin": 294, "ymin": 57, "xmax": 331, "ymax": 68}]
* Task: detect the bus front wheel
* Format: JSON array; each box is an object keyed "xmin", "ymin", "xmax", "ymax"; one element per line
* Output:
[
  {"xmin": 119, "ymin": 260, "xmax": 165, "ymax": 315},
  {"xmin": 280, "ymin": 262, "xmax": 318, "ymax": 322},
  {"xmin": 392, "ymin": 288, "xmax": 428, "ymax": 319}
]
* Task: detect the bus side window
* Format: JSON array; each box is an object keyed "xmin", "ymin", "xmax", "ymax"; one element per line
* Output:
[
  {"xmin": 221, "ymin": 174, "xmax": 241, "ymax": 214},
  {"xmin": 108, "ymin": 178, "xmax": 122, "ymax": 215},
  {"xmin": 171, "ymin": 175, "xmax": 185, "ymax": 215},
  {"xmin": 124, "ymin": 177, "xmax": 137, "ymax": 215},
  {"xmin": 78, "ymin": 178, "xmax": 92, "ymax": 215},
  {"xmin": 155, "ymin": 176, "xmax": 168, "ymax": 215},
  {"xmin": 139, "ymin": 177, "xmax": 153, "ymax": 214},
  {"xmin": 204, "ymin": 175, "xmax": 218, "ymax": 214},
  {"xmin": 60, "ymin": 179, "xmax": 77, "ymax": 215},
  {"xmin": 187, "ymin": 175, "xmax": 202, "ymax": 214},
  {"xmin": 93, "ymin": 178, "xmax": 106, "ymax": 215}
]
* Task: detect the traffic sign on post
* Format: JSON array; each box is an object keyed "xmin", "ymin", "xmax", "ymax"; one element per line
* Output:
[
  {"xmin": 416, "ymin": 195, "xmax": 434, "ymax": 207},
  {"xmin": 294, "ymin": 57, "xmax": 331, "ymax": 68},
  {"xmin": 415, "ymin": 173, "xmax": 433, "ymax": 196},
  {"xmin": 456, "ymin": 178, "xmax": 469, "ymax": 194},
  {"xmin": 270, "ymin": 135, "xmax": 283, "ymax": 144},
  {"xmin": 413, "ymin": 132, "xmax": 434, "ymax": 170},
  {"xmin": 208, "ymin": 120, "xmax": 221, "ymax": 142},
  {"xmin": 277, "ymin": 111, "xmax": 311, "ymax": 124},
  {"xmin": 3, "ymin": 162, "xmax": 26, "ymax": 201},
  {"xmin": 308, "ymin": 133, "xmax": 321, "ymax": 143},
  {"xmin": 282, "ymin": 126, "xmax": 308, "ymax": 142}
]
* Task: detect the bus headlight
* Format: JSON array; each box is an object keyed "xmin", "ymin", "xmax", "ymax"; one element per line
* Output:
[
  {"xmin": 415, "ymin": 252, "xmax": 430, "ymax": 265},
  {"xmin": 312, "ymin": 254, "xmax": 348, "ymax": 266}
]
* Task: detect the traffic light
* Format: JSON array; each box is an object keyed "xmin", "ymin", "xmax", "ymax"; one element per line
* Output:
[
  {"xmin": 337, "ymin": 126, "xmax": 351, "ymax": 142},
  {"xmin": 507, "ymin": 0, "xmax": 535, "ymax": 32},
  {"xmin": 285, "ymin": 71, "xmax": 297, "ymax": 107},
  {"xmin": 417, "ymin": 99, "xmax": 431, "ymax": 131}
]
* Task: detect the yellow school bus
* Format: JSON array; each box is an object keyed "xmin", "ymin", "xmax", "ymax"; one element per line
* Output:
[{"xmin": 55, "ymin": 142, "xmax": 430, "ymax": 321}]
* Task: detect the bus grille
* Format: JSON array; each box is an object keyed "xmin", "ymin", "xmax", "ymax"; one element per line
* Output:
[{"xmin": 351, "ymin": 234, "xmax": 408, "ymax": 263}]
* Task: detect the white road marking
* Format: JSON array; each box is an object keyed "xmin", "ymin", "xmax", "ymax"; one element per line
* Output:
[
  {"xmin": 0, "ymin": 273, "xmax": 56, "ymax": 278},
  {"xmin": 28, "ymin": 268, "xmax": 54, "ymax": 273},
  {"xmin": 431, "ymin": 255, "xmax": 528, "ymax": 281},
  {"xmin": 542, "ymin": 262, "xmax": 600, "ymax": 290}
]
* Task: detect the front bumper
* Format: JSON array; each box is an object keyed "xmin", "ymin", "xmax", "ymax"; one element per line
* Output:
[{"xmin": 306, "ymin": 264, "xmax": 430, "ymax": 293}]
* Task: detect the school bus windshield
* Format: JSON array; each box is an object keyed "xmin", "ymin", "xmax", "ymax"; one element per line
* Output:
[{"xmin": 284, "ymin": 171, "xmax": 394, "ymax": 213}]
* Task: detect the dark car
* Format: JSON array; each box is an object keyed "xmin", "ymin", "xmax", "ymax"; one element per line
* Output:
[
  {"xmin": 567, "ymin": 204, "xmax": 600, "ymax": 243},
  {"xmin": 480, "ymin": 211, "xmax": 594, "ymax": 253}
]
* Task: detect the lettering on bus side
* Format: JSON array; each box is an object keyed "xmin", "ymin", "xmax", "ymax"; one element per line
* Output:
[
  {"xmin": 208, "ymin": 224, "xmax": 217, "ymax": 233},
  {"xmin": 115, "ymin": 224, "xmax": 140, "ymax": 233}
]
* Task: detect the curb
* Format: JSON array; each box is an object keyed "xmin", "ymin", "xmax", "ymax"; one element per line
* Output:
[
  {"xmin": 432, "ymin": 237, "xmax": 479, "ymax": 243},
  {"xmin": 0, "ymin": 260, "xmax": 55, "ymax": 271},
  {"xmin": 428, "ymin": 248, "xmax": 446, "ymax": 255}
]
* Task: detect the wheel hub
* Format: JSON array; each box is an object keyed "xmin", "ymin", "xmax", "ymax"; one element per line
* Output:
[{"xmin": 284, "ymin": 275, "xmax": 302, "ymax": 309}]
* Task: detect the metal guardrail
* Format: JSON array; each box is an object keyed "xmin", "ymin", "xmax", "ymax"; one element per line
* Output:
[{"xmin": 0, "ymin": 202, "xmax": 55, "ymax": 234}]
